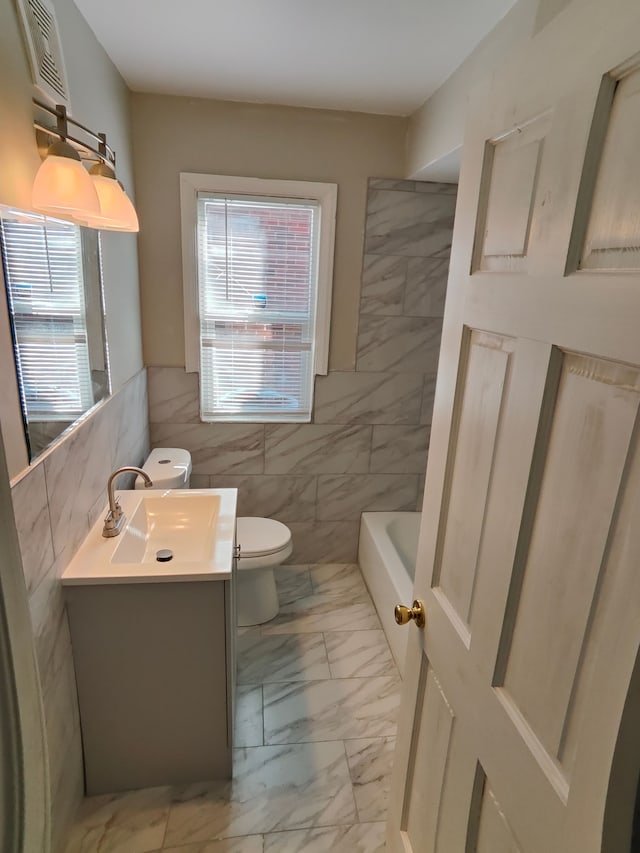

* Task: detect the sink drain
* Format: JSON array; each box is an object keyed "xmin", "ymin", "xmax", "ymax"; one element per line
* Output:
[{"xmin": 156, "ymin": 549, "xmax": 173, "ymax": 562}]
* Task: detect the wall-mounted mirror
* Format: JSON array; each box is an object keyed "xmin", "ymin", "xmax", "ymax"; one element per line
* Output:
[{"xmin": 0, "ymin": 209, "xmax": 110, "ymax": 461}]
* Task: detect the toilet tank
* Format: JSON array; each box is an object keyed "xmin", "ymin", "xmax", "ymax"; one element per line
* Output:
[{"xmin": 135, "ymin": 448, "xmax": 192, "ymax": 490}]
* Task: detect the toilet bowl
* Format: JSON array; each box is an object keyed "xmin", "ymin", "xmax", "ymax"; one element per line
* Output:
[
  {"xmin": 235, "ymin": 516, "xmax": 293, "ymax": 627},
  {"xmin": 137, "ymin": 448, "xmax": 293, "ymax": 627}
]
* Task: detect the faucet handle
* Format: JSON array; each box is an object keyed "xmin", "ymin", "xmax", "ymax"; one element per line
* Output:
[
  {"xmin": 103, "ymin": 499, "xmax": 122, "ymax": 524},
  {"xmin": 103, "ymin": 498, "xmax": 125, "ymax": 537}
]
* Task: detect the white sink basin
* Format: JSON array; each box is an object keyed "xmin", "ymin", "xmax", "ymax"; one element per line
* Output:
[
  {"xmin": 112, "ymin": 494, "xmax": 220, "ymax": 565},
  {"xmin": 62, "ymin": 488, "xmax": 237, "ymax": 585}
]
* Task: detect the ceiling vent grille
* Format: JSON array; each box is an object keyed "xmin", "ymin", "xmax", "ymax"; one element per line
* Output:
[{"xmin": 16, "ymin": 0, "xmax": 70, "ymax": 108}]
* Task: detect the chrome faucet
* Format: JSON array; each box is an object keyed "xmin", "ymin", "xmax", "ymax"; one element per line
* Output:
[{"xmin": 102, "ymin": 466, "xmax": 154, "ymax": 538}]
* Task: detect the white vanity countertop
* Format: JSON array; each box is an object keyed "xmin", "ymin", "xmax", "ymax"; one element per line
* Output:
[{"xmin": 61, "ymin": 488, "xmax": 237, "ymax": 585}]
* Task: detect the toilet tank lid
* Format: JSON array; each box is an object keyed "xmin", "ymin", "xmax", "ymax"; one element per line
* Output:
[{"xmin": 135, "ymin": 447, "xmax": 192, "ymax": 489}]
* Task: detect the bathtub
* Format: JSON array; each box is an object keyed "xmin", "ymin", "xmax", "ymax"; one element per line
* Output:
[{"xmin": 358, "ymin": 512, "xmax": 421, "ymax": 677}]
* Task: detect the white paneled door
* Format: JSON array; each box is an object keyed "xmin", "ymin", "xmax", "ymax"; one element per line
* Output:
[{"xmin": 387, "ymin": 2, "xmax": 640, "ymax": 851}]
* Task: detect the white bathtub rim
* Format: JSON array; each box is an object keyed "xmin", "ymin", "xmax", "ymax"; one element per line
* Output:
[
  {"xmin": 358, "ymin": 511, "xmax": 420, "ymax": 678},
  {"xmin": 360, "ymin": 511, "xmax": 417, "ymax": 604}
]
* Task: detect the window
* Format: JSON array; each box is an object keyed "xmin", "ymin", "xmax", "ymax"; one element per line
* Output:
[
  {"xmin": 181, "ymin": 174, "xmax": 337, "ymax": 422},
  {"xmin": 0, "ymin": 213, "xmax": 94, "ymax": 422}
]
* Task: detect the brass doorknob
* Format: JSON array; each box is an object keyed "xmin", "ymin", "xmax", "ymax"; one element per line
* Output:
[{"xmin": 394, "ymin": 600, "xmax": 425, "ymax": 628}]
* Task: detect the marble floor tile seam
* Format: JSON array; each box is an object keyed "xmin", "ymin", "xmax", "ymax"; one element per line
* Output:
[
  {"xmin": 237, "ymin": 630, "xmax": 399, "ymax": 684},
  {"xmin": 244, "ymin": 672, "xmax": 396, "ymax": 685},
  {"xmin": 259, "ymin": 617, "xmax": 382, "ymax": 634},
  {"xmin": 236, "ymin": 631, "xmax": 331, "ymax": 686},
  {"xmin": 153, "ymin": 821, "xmax": 388, "ymax": 851},
  {"xmin": 260, "ymin": 821, "xmax": 386, "ymax": 853},
  {"xmin": 158, "ymin": 812, "xmax": 170, "ymax": 850},
  {"xmin": 235, "ymin": 733, "xmax": 396, "ymax": 748},
  {"xmin": 65, "ymin": 787, "xmax": 381, "ymax": 852},
  {"xmin": 321, "ymin": 630, "xmax": 332, "ymax": 685},
  {"xmin": 322, "ymin": 628, "xmax": 400, "ymax": 681},
  {"xmin": 237, "ymin": 628, "xmax": 400, "ymax": 687},
  {"xmin": 262, "ymin": 676, "xmax": 400, "ymax": 745},
  {"xmin": 240, "ymin": 654, "xmax": 399, "ymax": 684},
  {"xmin": 259, "ymin": 684, "xmax": 265, "ymax": 747},
  {"xmin": 324, "ymin": 629, "xmax": 399, "ymax": 681},
  {"xmin": 156, "ymin": 830, "xmax": 264, "ymax": 853},
  {"xmin": 261, "ymin": 733, "xmax": 397, "ymax": 747},
  {"xmin": 157, "ymin": 815, "xmax": 384, "ymax": 850},
  {"xmin": 301, "ymin": 585, "xmax": 375, "ymax": 605},
  {"xmin": 259, "ymin": 578, "xmax": 381, "ymax": 635},
  {"xmin": 160, "ymin": 813, "xmax": 367, "ymax": 845}
]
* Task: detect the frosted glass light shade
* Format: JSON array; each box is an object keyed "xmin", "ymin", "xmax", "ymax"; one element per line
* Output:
[
  {"xmin": 32, "ymin": 143, "xmax": 101, "ymax": 218},
  {"xmin": 82, "ymin": 173, "xmax": 139, "ymax": 232}
]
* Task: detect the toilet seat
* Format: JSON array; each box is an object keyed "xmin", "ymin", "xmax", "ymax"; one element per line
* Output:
[{"xmin": 236, "ymin": 517, "xmax": 292, "ymax": 561}]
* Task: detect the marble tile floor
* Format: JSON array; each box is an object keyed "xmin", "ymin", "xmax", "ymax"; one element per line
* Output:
[{"xmin": 64, "ymin": 563, "xmax": 401, "ymax": 853}]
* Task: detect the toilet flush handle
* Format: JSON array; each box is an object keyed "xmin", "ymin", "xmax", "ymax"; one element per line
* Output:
[{"xmin": 234, "ymin": 544, "xmax": 241, "ymax": 560}]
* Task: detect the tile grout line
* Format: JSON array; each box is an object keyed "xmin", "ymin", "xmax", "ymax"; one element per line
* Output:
[
  {"xmin": 337, "ymin": 736, "xmax": 363, "ymax": 828},
  {"xmin": 158, "ymin": 790, "xmax": 171, "ymax": 850},
  {"xmin": 240, "ymin": 674, "xmax": 395, "ymax": 685},
  {"xmin": 321, "ymin": 631, "xmax": 334, "ymax": 680},
  {"xmin": 235, "ymin": 734, "xmax": 398, "ymax": 750}
]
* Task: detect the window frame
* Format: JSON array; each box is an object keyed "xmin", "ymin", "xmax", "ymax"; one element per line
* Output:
[{"xmin": 180, "ymin": 173, "xmax": 337, "ymax": 422}]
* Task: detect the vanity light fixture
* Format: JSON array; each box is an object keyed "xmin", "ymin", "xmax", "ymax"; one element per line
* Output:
[
  {"xmin": 32, "ymin": 100, "xmax": 139, "ymax": 232},
  {"xmin": 81, "ymin": 135, "xmax": 139, "ymax": 232},
  {"xmin": 32, "ymin": 104, "xmax": 101, "ymax": 220}
]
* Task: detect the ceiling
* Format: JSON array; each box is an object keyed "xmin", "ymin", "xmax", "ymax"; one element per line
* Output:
[{"xmin": 73, "ymin": 0, "xmax": 517, "ymax": 116}]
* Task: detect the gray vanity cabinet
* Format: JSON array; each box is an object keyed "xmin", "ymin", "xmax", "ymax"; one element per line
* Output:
[{"xmin": 65, "ymin": 578, "xmax": 235, "ymax": 795}]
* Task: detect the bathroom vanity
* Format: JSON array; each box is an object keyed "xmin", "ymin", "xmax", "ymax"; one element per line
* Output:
[{"xmin": 62, "ymin": 488, "xmax": 237, "ymax": 795}]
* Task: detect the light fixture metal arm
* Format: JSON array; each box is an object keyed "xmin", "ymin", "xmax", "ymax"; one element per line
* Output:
[{"xmin": 33, "ymin": 99, "xmax": 117, "ymax": 168}]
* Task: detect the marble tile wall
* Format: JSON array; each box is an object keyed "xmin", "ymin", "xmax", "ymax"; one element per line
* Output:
[
  {"xmin": 9, "ymin": 368, "xmax": 149, "ymax": 852},
  {"xmin": 148, "ymin": 178, "xmax": 456, "ymax": 562}
]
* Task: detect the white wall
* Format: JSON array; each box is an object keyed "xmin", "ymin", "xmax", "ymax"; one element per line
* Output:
[
  {"xmin": 405, "ymin": 0, "xmax": 572, "ymax": 180},
  {"xmin": 0, "ymin": 0, "xmax": 143, "ymax": 478}
]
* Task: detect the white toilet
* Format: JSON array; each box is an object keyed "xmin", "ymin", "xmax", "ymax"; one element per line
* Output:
[
  {"xmin": 235, "ymin": 516, "xmax": 292, "ymax": 626},
  {"xmin": 136, "ymin": 448, "xmax": 293, "ymax": 627}
]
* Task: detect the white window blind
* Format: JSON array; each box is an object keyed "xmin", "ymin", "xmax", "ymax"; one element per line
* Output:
[
  {"xmin": 0, "ymin": 215, "xmax": 93, "ymax": 421},
  {"xmin": 196, "ymin": 193, "xmax": 320, "ymax": 422}
]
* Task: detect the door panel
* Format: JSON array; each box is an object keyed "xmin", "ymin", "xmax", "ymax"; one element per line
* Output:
[
  {"xmin": 387, "ymin": 3, "xmax": 640, "ymax": 852},
  {"xmin": 475, "ymin": 114, "xmax": 552, "ymax": 274},
  {"xmin": 500, "ymin": 355, "xmax": 640, "ymax": 767},
  {"xmin": 436, "ymin": 331, "xmax": 515, "ymax": 636},
  {"xmin": 582, "ymin": 64, "xmax": 640, "ymax": 270},
  {"xmin": 403, "ymin": 665, "xmax": 455, "ymax": 853}
]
